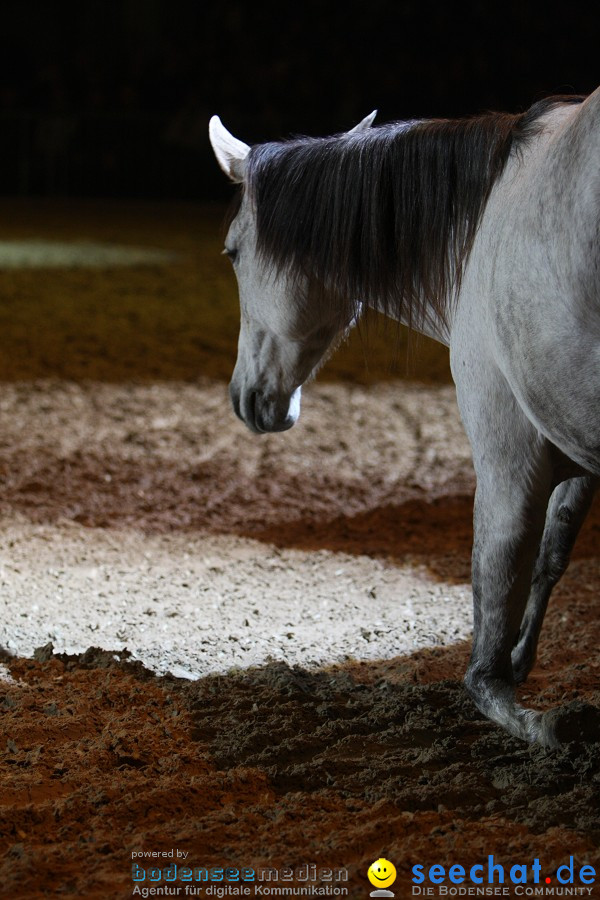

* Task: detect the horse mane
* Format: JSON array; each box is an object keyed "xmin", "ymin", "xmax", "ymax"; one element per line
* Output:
[{"xmin": 244, "ymin": 95, "xmax": 584, "ymax": 333}]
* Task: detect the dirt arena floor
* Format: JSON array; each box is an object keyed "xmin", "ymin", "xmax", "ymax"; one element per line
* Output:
[{"xmin": 0, "ymin": 200, "xmax": 599, "ymax": 899}]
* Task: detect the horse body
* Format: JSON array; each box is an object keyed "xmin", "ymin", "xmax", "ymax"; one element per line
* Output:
[
  {"xmin": 210, "ymin": 88, "xmax": 600, "ymax": 746},
  {"xmin": 461, "ymin": 97, "xmax": 600, "ymax": 472}
]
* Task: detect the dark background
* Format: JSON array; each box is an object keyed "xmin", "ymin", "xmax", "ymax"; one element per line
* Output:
[{"xmin": 0, "ymin": 0, "xmax": 597, "ymax": 200}]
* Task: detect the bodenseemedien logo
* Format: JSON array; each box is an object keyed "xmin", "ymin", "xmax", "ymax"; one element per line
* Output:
[
  {"xmin": 368, "ymin": 858, "xmax": 397, "ymax": 897},
  {"xmin": 131, "ymin": 861, "xmax": 350, "ymax": 896}
]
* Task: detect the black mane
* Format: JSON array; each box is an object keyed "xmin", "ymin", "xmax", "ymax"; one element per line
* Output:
[{"xmin": 245, "ymin": 95, "xmax": 583, "ymax": 332}]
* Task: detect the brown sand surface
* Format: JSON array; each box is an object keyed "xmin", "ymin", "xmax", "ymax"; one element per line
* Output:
[{"xmin": 0, "ymin": 201, "xmax": 599, "ymax": 899}]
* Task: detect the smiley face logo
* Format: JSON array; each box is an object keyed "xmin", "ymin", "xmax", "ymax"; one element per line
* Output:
[{"xmin": 368, "ymin": 858, "xmax": 397, "ymax": 889}]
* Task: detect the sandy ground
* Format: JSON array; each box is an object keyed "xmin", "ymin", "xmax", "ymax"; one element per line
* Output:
[
  {"xmin": 0, "ymin": 201, "xmax": 599, "ymax": 899},
  {"xmin": 0, "ymin": 379, "xmax": 474, "ymax": 678}
]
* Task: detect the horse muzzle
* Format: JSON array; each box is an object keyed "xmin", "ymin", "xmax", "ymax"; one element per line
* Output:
[{"xmin": 229, "ymin": 384, "xmax": 301, "ymax": 434}]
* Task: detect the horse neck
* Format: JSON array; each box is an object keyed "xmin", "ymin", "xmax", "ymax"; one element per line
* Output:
[{"xmin": 373, "ymin": 97, "xmax": 593, "ymax": 349}]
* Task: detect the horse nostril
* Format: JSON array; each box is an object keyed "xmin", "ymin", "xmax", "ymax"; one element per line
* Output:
[{"xmin": 248, "ymin": 390, "xmax": 261, "ymax": 430}]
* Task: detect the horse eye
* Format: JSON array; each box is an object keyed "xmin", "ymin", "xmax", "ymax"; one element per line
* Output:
[{"xmin": 222, "ymin": 247, "xmax": 238, "ymax": 263}]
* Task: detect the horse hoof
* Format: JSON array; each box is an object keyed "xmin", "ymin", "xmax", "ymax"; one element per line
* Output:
[
  {"xmin": 540, "ymin": 701, "xmax": 600, "ymax": 746},
  {"xmin": 511, "ymin": 660, "xmax": 532, "ymax": 685},
  {"xmin": 511, "ymin": 641, "xmax": 535, "ymax": 685}
]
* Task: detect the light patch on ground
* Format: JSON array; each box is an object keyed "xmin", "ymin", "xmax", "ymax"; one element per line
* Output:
[
  {"xmin": 0, "ymin": 525, "xmax": 472, "ymax": 679},
  {"xmin": 0, "ymin": 663, "xmax": 16, "ymax": 684},
  {"xmin": 0, "ymin": 239, "xmax": 177, "ymax": 268}
]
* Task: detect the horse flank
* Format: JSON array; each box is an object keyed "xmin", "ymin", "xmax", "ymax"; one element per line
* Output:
[{"xmin": 245, "ymin": 96, "xmax": 584, "ymax": 333}]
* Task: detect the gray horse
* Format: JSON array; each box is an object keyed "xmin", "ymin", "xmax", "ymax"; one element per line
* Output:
[{"xmin": 209, "ymin": 88, "xmax": 600, "ymax": 747}]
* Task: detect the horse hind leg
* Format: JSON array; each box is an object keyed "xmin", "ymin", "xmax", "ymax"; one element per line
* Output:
[
  {"xmin": 511, "ymin": 475, "xmax": 598, "ymax": 684},
  {"xmin": 466, "ymin": 462, "xmax": 553, "ymax": 744},
  {"xmin": 456, "ymin": 366, "xmax": 600, "ymax": 746}
]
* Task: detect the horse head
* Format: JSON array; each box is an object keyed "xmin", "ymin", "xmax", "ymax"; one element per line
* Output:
[{"xmin": 208, "ymin": 113, "xmax": 375, "ymax": 433}]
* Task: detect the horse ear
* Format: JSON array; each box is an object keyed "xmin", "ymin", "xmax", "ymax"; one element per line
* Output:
[
  {"xmin": 348, "ymin": 110, "xmax": 377, "ymax": 134},
  {"xmin": 209, "ymin": 116, "xmax": 250, "ymax": 183}
]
